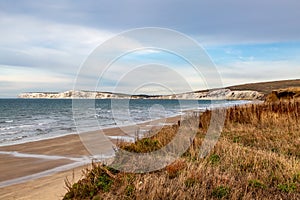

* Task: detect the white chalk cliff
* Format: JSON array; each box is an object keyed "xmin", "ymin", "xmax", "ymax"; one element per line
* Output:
[{"xmin": 18, "ymin": 89, "xmax": 264, "ymax": 100}]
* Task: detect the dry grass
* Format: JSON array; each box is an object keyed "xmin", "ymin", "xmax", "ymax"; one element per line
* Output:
[
  {"xmin": 64, "ymin": 101, "xmax": 300, "ymax": 200},
  {"xmin": 226, "ymin": 79, "xmax": 300, "ymax": 95},
  {"xmin": 266, "ymin": 87, "xmax": 300, "ymax": 102}
]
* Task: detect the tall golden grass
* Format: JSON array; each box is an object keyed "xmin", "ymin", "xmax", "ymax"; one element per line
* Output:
[{"xmin": 64, "ymin": 101, "xmax": 300, "ymax": 200}]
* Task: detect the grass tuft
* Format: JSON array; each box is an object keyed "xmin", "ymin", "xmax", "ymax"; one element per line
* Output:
[
  {"xmin": 248, "ymin": 179, "xmax": 266, "ymax": 189},
  {"xmin": 277, "ymin": 183, "xmax": 297, "ymax": 193},
  {"xmin": 209, "ymin": 154, "xmax": 221, "ymax": 165},
  {"xmin": 212, "ymin": 186, "xmax": 230, "ymax": 199}
]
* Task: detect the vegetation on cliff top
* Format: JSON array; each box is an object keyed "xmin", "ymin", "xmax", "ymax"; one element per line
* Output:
[
  {"xmin": 266, "ymin": 87, "xmax": 300, "ymax": 102},
  {"xmin": 64, "ymin": 97, "xmax": 300, "ymax": 199},
  {"xmin": 227, "ymin": 79, "xmax": 300, "ymax": 95}
]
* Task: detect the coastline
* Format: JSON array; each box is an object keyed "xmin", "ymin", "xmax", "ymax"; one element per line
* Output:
[
  {"xmin": 0, "ymin": 114, "xmax": 181, "ymax": 199},
  {"xmin": 0, "ymin": 98, "xmax": 251, "ymax": 148},
  {"xmin": 0, "ymin": 100, "xmax": 256, "ymax": 199},
  {"xmin": 63, "ymin": 100, "xmax": 300, "ymax": 199}
]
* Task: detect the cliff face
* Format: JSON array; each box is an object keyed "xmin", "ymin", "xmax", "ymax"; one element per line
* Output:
[
  {"xmin": 18, "ymin": 89, "xmax": 264, "ymax": 100},
  {"xmin": 18, "ymin": 91, "xmax": 126, "ymax": 99},
  {"xmin": 192, "ymin": 89, "xmax": 264, "ymax": 100}
]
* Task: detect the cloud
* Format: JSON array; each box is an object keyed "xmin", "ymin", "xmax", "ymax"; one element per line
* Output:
[
  {"xmin": 77, "ymin": 46, "xmax": 216, "ymax": 93},
  {"xmin": 217, "ymin": 60, "xmax": 300, "ymax": 87},
  {"xmin": 0, "ymin": 13, "xmax": 113, "ymax": 72},
  {"xmin": 0, "ymin": 65, "xmax": 74, "ymax": 97},
  {"xmin": 0, "ymin": 1, "xmax": 299, "ymax": 97},
  {"xmin": 0, "ymin": 65, "xmax": 71, "ymax": 83},
  {"xmin": 2, "ymin": 0, "xmax": 300, "ymax": 44},
  {"xmin": 96, "ymin": 64, "xmax": 201, "ymax": 95}
]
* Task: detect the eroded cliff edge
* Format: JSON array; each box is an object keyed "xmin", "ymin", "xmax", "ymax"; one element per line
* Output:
[{"xmin": 18, "ymin": 89, "xmax": 264, "ymax": 100}]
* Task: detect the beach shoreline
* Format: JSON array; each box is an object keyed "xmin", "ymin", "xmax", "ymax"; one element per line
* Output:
[
  {"xmin": 0, "ymin": 165, "xmax": 87, "ymax": 200},
  {"xmin": 0, "ymin": 100, "xmax": 255, "ymax": 199},
  {"xmin": 0, "ymin": 114, "xmax": 182, "ymax": 199}
]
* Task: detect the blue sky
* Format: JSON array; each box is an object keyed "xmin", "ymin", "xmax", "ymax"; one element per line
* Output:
[{"xmin": 0, "ymin": 0, "xmax": 299, "ymax": 97}]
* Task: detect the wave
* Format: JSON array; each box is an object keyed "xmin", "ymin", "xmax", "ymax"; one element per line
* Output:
[
  {"xmin": 0, "ymin": 99, "xmax": 251, "ymax": 146},
  {"xmin": 0, "ymin": 120, "xmax": 14, "ymax": 124}
]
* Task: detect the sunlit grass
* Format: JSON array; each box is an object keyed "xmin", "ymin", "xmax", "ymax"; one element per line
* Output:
[{"xmin": 64, "ymin": 100, "xmax": 300, "ymax": 199}]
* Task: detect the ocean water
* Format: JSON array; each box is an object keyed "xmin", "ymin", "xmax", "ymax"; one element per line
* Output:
[{"xmin": 0, "ymin": 99, "xmax": 250, "ymax": 146}]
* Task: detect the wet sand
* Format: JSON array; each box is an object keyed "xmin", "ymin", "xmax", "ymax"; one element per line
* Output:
[
  {"xmin": 0, "ymin": 165, "xmax": 87, "ymax": 200},
  {"xmin": 0, "ymin": 115, "xmax": 181, "ymax": 199}
]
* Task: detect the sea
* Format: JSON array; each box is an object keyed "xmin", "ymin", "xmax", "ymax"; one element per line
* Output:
[{"xmin": 0, "ymin": 99, "xmax": 250, "ymax": 146}]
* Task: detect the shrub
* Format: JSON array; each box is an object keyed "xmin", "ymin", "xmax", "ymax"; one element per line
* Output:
[
  {"xmin": 212, "ymin": 186, "xmax": 230, "ymax": 199},
  {"xmin": 96, "ymin": 173, "xmax": 113, "ymax": 192},
  {"xmin": 124, "ymin": 184, "xmax": 135, "ymax": 197},
  {"xmin": 209, "ymin": 154, "xmax": 220, "ymax": 165}
]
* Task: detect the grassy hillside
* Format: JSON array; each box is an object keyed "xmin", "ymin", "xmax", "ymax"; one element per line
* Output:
[
  {"xmin": 266, "ymin": 87, "xmax": 300, "ymax": 102},
  {"xmin": 64, "ymin": 100, "xmax": 300, "ymax": 199},
  {"xmin": 226, "ymin": 79, "xmax": 300, "ymax": 94}
]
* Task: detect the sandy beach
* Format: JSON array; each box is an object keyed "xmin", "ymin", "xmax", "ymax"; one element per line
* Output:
[
  {"xmin": 0, "ymin": 165, "xmax": 86, "ymax": 200},
  {"xmin": 0, "ymin": 115, "xmax": 181, "ymax": 199}
]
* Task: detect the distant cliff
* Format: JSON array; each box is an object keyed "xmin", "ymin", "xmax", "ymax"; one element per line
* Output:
[
  {"xmin": 18, "ymin": 79, "xmax": 300, "ymax": 100},
  {"xmin": 18, "ymin": 89, "xmax": 264, "ymax": 100}
]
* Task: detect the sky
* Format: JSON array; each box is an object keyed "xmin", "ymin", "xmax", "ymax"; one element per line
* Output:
[{"xmin": 0, "ymin": 0, "xmax": 300, "ymax": 97}]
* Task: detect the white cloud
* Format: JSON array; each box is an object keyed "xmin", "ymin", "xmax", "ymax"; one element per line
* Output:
[
  {"xmin": 0, "ymin": 13, "xmax": 114, "ymax": 71},
  {"xmin": 217, "ymin": 60, "xmax": 300, "ymax": 87},
  {"xmin": 0, "ymin": 65, "xmax": 74, "ymax": 97},
  {"xmin": 0, "ymin": 65, "xmax": 71, "ymax": 83},
  {"xmin": 0, "ymin": 4, "xmax": 299, "ymax": 97}
]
